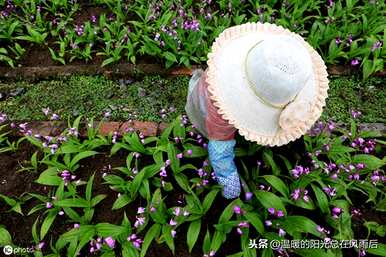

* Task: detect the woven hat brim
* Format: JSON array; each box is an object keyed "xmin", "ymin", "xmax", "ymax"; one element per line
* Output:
[{"xmin": 206, "ymin": 22, "xmax": 329, "ymax": 146}]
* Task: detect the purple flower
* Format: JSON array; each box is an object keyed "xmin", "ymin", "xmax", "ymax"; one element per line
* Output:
[
  {"xmin": 351, "ymin": 109, "xmax": 362, "ymax": 118},
  {"xmin": 74, "ymin": 223, "xmax": 80, "ymax": 228},
  {"xmin": 327, "ymin": 0, "xmax": 334, "ymax": 7},
  {"xmin": 323, "ymin": 185, "xmax": 336, "ymax": 197},
  {"xmin": 134, "ymin": 216, "xmax": 145, "ymax": 227},
  {"xmin": 265, "ymin": 220, "xmax": 272, "ymax": 226},
  {"xmin": 276, "ymin": 210, "xmax": 284, "ymax": 217},
  {"xmin": 159, "ymin": 167, "xmax": 167, "ymax": 177},
  {"xmin": 245, "ymin": 192, "xmax": 253, "ymax": 201},
  {"xmin": 335, "ymin": 37, "xmax": 341, "ymax": 45},
  {"xmin": 59, "ymin": 210, "xmax": 65, "ymax": 215},
  {"xmin": 42, "ymin": 107, "xmax": 50, "ymax": 116},
  {"xmin": 91, "ymin": 15, "xmax": 97, "ymax": 23},
  {"xmin": 371, "ymin": 41, "xmax": 382, "ymax": 52},
  {"xmin": 234, "ymin": 205, "xmax": 242, "ymax": 214},
  {"xmin": 278, "ymin": 228, "xmax": 286, "ymax": 237},
  {"xmin": 291, "ymin": 188, "xmax": 309, "ymax": 202},
  {"xmin": 346, "ymin": 34, "xmax": 353, "ymax": 46},
  {"xmin": 351, "ymin": 58, "xmax": 360, "ymax": 66},
  {"xmin": 104, "ymin": 237, "xmax": 115, "ymax": 248},
  {"xmin": 351, "ymin": 208, "xmax": 362, "ymax": 217},
  {"xmin": 137, "ymin": 207, "xmax": 145, "ymax": 214},
  {"xmin": 327, "ymin": 121, "xmax": 335, "ymax": 131},
  {"xmin": 348, "ymin": 173, "xmax": 360, "ymax": 181},
  {"xmin": 128, "ymin": 234, "xmax": 143, "ymax": 249},
  {"xmin": 186, "ymin": 149, "xmax": 193, "ymax": 155},
  {"xmin": 173, "ymin": 207, "xmax": 181, "ymax": 216},
  {"xmin": 38, "ymin": 241, "xmax": 45, "ymax": 249},
  {"xmin": 356, "ymin": 163, "xmax": 365, "ymax": 169},
  {"xmin": 0, "ymin": 113, "xmax": 7, "ymax": 123},
  {"xmin": 370, "ymin": 170, "xmax": 381, "ymax": 185},
  {"xmin": 50, "ymin": 113, "xmax": 59, "ymax": 120},
  {"xmin": 291, "ymin": 165, "xmax": 310, "ymax": 178},
  {"xmin": 332, "ymin": 207, "xmax": 342, "ymax": 218},
  {"xmin": 169, "ymin": 219, "xmax": 177, "ymax": 226},
  {"xmin": 176, "ymin": 153, "xmax": 183, "ymax": 159},
  {"xmin": 171, "ymin": 230, "xmax": 177, "ymax": 237},
  {"xmin": 75, "ymin": 24, "xmax": 84, "ymax": 36},
  {"xmin": 291, "ymin": 188, "xmax": 301, "ymax": 200},
  {"xmin": 132, "ymin": 239, "xmax": 143, "ymax": 249},
  {"xmin": 268, "ymin": 207, "xmax": 275, "ymax": 215},
  {"xmin": 46, "ymin": 202, "xmax": 53, "ymax": 208}
]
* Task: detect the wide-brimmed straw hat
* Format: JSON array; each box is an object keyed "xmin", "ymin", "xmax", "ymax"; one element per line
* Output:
[{"xmin": 206, "ymin": 22, "xmax": 329, "ymax": 146}]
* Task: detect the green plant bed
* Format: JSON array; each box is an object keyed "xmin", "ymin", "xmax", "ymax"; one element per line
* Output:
[
  {"xmin": 0, "ymin": 115, "xmax": 385, "ymax": 257},
  {"xmin": 0, "ymin": 74, "xmax": 385, "ymax": 124}
]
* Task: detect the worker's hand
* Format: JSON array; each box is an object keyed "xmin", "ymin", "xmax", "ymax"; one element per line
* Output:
[{"xmin": 208, "ymin": 139, "xmax": 241, "ymax": 199}]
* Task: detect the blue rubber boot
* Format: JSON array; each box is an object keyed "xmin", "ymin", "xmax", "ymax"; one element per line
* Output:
[{"xmin": 208, "ymin": 140, "xmax": 241, "ymax": 199}]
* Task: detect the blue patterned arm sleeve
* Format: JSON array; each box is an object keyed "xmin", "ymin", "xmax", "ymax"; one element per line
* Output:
[{"xmin": 208, "ymin": 139, "xmax": 241, "ymax": 199}]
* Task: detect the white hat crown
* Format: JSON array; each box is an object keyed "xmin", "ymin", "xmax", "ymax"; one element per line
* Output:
[{"xmin": 245, "ymin": 35, "xmax": 313, "ymax": 107}]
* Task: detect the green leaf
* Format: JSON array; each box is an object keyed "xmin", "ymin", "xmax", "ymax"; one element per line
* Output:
[
  {"xmin": 55, "ymin": 198, "xmax": 90, "ymax": 208},
  {"xmin": 202, "ymin": 229, "xmax": 211, "ymax": 254},
  {"xmin": 280, "ymin": 216, "xmax": 321, "ymax": 238},
  {"xmin": 35, "ymin": 167, "xmax": 62, "ymax": 186},
  {"xmin": 183, "ymin": 144, "xmax": 207, "ymax": 158},
  {"xmin": 162, "ymin": 225, "xmax": 175, "ymax": 254},
  {"xmin": 69, "ymin": 151, "xmax": 98, "ymax": 170},
  {"xmin": 85, "ymin": 174, "xmax": 95, "ymax": 201},
  {"xmin": 91, "ymin": 194, "xmax": 107, "ymax": 207},
  {"xmin": 130, "ymin": 167, "xmax": 146, "ymax": 196},
  {"xmin": 187, "ymin": 220, "xmax": 201, "ymax": 253},
  {"xmin": 366, "ymin": 243, "xmax": 386, "ymax": 256},
  {"xmin": 254, "ymin": 191, "xmax": 287, "ymax": 215},
  {"xmin": 210, "ymin": 230, "xmax": 226, "ymax": 252},
  {"xmin": 164, "ymin": 52, "xmax": 177, "ymax": 63},
  {"xmin": 167, "ymin": 143, "xmax": 180, "ymax": 174},
  {"xmin": 112, "ymin": 194, "xmax": 132, "ymax": 210},
  {"xmin": 140, "ymin": 223, "xmax": 161, "ymax": 257},
  {"xmin": 0, "ymin": 226, "xmax": 12, "ymax": 246},
  {"xmin": 175, "ymin": 173, "xmax": 191, "ymax": 193},
  {"xmin": 202, "ymin": 189, "xmax": 219, "ymax": 213},
  {"xmin": 243, "ymin": 212, "xmax": 264, "ymax": 234},
  {"xmin": 41, "ymin": 211, "xmax": 57, "ymax": 239},
  {"xmin": 63, "ymin": 207, "xmax": 81, "ymax": 221},
  {"xmin": 262, "ymin": 148, "xmax": 281, "ymax": 175},
  {"xmin": 96, "ymin": 223, "xmax": 127, "ymax": 237},
  {"xmin": 263, "ymin": 175, "xmax": 289, "ymax": 198},
  {"xmin": 352, "ymin": 154, "xmax": 385, "ymax": 170},
  {"xmin": 219, "ymin": 199, "xmax": 242, "ymax": 224},
  {"xmin": 311, "ymin": 184, "xmax": 329, "ymax": 214}
]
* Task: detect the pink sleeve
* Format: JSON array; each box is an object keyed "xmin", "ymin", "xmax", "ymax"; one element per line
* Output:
[{"xmin": 202, "ymin": 70, "xmax": 237, "ymax": 140}]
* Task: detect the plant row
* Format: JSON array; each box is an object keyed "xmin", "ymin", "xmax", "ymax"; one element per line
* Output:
[
  {"xmin": 0, "ymin": 110, "xmax": 385, "ymax": 256},
  {"xmin": 0, "ymin": 0, "xmax": 385, "ymax": 78}
]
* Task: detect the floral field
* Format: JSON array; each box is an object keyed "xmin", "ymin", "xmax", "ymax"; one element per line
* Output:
[
  {"xmin": 1, "ymin": 0, "xmax": 386, "ymax": 257},
  {"xmin": 0, "ymin": 0, "xmax": 385, "ymax": 77},
  {"xmin": 0, "ymin": 112, "xmax": 385, "ymax": 257}
]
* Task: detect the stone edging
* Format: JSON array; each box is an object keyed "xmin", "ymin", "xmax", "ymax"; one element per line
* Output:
[
  {"xmin": 0, "ymin": 64, "xmax": 384, "ymax": 80},
  {"xmin": 6, "ymin": 120, "xmax": 386, "ymax": 138}
]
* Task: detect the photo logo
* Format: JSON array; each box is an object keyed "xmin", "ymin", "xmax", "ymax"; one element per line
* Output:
[{"xmin": 3, "ymin": 245, "xmax": 13, "ymax": 255}]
